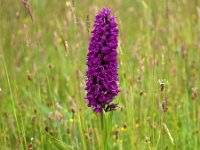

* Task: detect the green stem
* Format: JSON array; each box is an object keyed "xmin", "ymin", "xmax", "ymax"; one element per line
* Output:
[
  {"xmin": 102, "ymin": 112, "xmax": 108, "ymax": 150},
  {"xmin": 99, "ymin": 111, "xmax": 113, "ymax": 150}
]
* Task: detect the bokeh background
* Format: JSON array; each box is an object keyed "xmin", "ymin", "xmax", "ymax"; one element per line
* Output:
[{"xmin": 0, "ymin": 0, "xmax": 199, "ymax": 149}]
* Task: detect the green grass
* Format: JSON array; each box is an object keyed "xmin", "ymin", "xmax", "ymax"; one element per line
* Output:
[{"xmin": 0, "ymin": 0, "xmax": 199, "ymax": 149}]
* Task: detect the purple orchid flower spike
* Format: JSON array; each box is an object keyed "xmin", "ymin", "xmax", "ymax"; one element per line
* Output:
[{"xmin": 85, "ymin": 8, "xmax": 119, "ymax": 113}]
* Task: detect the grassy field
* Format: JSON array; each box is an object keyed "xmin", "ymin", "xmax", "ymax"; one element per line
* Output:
[{"xmin": 0, "ymin": 0, "xmax": 200, "ymax": 149}]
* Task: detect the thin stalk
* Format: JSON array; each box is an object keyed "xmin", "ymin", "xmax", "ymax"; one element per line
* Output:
[
  {"xmin": 2, "ymin": 53, "xmax": 22, "ymax": 148},
  {"xmin": 100, "ymin": 112, "xmax": 108, "ymax": 150},
  {"xmin": 156, "ymin": 113, "xmax": 164, "ymax": 149},
  {"xmin": 152, "ymin": 30, "xmax": 156, "ymax": 149},
  {"xmin": 36, "ymin": 75, "xmax": 45, "ymax": 150},
  {"xmin": 78, "ymin": 112, "xmax": 87, "ymax": 150},
  {"xmin": 99, "ymin": 111, "xmax": 113, "ymax": 150}
]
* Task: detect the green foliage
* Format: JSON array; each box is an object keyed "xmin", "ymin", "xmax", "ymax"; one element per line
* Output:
[{"xmin": 0, "ymin": 0, "xmax": 199, "ymax": 149}]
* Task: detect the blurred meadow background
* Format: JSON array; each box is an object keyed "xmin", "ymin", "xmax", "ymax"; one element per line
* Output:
[{"xmin": 0, "ymin": 0, "xmax": 200, "ymax": 149}]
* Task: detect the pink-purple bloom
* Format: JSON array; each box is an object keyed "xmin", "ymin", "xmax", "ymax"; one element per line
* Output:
[{"xmin": 85, "ymin": 8, "xmax": 119, "ymax": 113}]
